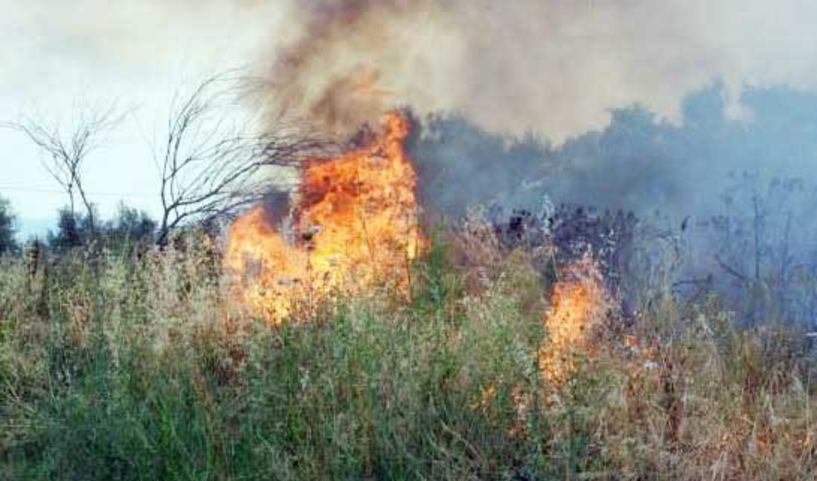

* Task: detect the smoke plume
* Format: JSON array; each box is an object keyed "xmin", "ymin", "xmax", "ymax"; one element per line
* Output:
[{"xmin": 260, "ymin": 0, "xmax": 817, "ymax": 143}]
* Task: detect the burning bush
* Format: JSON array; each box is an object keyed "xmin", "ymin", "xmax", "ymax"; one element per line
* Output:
[{"xmin": 225, "ymin": 111, "xmax": 426, "ymax": 322}]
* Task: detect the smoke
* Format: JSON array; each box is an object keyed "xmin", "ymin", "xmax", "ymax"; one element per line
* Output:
[
  {"xmin": 256, "ymin": 0, "xmax": 457, "ymax": 135},
  {"xmin": 14, "ymin": 0, "xmax": 817, "ymax": 145},
  {"xmin": 251, "ymin": 0, "xmax": 817, "ymax": 328},
  {"xmin": 410, "ymin": 85, "xmax": 817, "ymax": 220},
  {"xmin": 10, "ymin": 0, "xmax": 817, "ymax": 225},
  {"xmin": 260, "ymin": 0, "xmax": 817, "ymax": 143}
]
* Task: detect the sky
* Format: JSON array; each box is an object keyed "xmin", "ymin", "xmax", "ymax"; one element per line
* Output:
[
  {"xmin": 0, "ymin": 1, "xmax": 287, "ymax": 237},
  {"xmin": 5, "ymin": 0, "xmax": 817, "ymax": 238}
]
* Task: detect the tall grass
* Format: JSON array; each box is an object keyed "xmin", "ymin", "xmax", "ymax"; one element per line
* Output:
[{"xmin": 1, "ymin": 230, "xmax": 816, "ymax": 480}]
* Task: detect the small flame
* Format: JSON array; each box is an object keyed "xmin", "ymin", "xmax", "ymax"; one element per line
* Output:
[
  {"xmin": 225, "ymin": 111, "xmax": 426, "ymax": 322},
  {"xmin": 539, "ymin": 257, "xmax": 608, "ymax": 383}
]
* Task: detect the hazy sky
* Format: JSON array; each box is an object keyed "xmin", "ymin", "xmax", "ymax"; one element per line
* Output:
[
  {"xmin": 5, "ymin": 0, "xmax": 817, "ymax": 236},
  {"xmin": 0, "ymin": 0, "xmax": 286, "ymax": 232}
]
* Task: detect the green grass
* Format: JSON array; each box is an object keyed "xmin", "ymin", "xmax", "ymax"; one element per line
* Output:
[{"xmin": 1, "ymin": 233, "xmax": 817, "ymax": 480}]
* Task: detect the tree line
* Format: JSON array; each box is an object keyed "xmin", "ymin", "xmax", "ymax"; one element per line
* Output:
[{"xmin": 0, "ymin": 196, "xmax": 159, "ymax": 254}]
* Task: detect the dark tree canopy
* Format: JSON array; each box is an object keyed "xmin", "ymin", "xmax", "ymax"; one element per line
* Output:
[
  {"xmin": 103, "ymin": 204, "xmax": 157, "ymax": 248},
  {"xmin": 48, "ymin": 208, "xmax": 90, "ymax": 250},
  {"xmin": 0, "ymin": 196, "xmax": 17, "ymax": 255},
  {"xmin": 46, "ymin": 204, "xmax": 157, "ymax": 252}
]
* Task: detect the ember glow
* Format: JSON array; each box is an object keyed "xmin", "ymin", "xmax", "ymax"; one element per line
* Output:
[
  {"xmin": 225, "ymin": 111, "xmax": 426, "ymax": 322},
  {"xmin": 539, "ymin": 257, "xmax": 608, "ymax": 383}
]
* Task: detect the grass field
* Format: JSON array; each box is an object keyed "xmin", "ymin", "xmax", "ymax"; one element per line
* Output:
[{"xmin": 1, "ymin": 230, "xmax": 817, "ymax": 481}]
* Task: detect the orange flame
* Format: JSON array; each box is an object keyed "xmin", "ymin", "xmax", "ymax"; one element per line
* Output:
[
  {"xmin": 539, "ymin": 257, "xmax": 608, "ymax": 383},
  {"xmin": 225, "ymin": 111, "xmax": 426, "ymax": 322}
]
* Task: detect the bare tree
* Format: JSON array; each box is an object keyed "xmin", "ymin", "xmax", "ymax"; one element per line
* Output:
[
  {"xmin": 155, "ymin": 73, "xmax": 321, "ymax": 245},
  {"xmin": 2, "ymin": 104, "xmax": 119, "ymax": 235},
  {"xmin": 708, "ymin": 173, "xmax": 817, "ymax": 326}
]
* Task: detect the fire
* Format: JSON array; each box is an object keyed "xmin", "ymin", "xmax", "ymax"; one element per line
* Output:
[
  {"xmin": 225, "ymin": 111, "xmax": 426, "ymax": 322},
  {"xmin": 539, "ymin": 257, "xmax": 608, "ymax": 383}
]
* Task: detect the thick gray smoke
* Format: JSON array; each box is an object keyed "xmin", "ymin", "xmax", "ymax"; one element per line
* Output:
[
  {"xmin": 260, "ymin": 0, "xmax": 817, "ymax": 143},
  {"xmin": 11, "ymin": 0, "xmax": 817, "ymax": 146},
  {"xmin": 256, "ymin": 0, "xmax": 817, "ymax": 220},
  {"xmin": 409, "ymin": 85, "xmax": 817, "ymax": 220}
]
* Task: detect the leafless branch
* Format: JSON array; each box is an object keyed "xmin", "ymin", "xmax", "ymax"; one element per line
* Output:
[
  {"xmin": 155, "ymin": 73, "xmax": 326, "ymax": 245},
  {"xmin": 715, "ymin": 253, "xmax": 749, "ymax": 285},
  {"xmin": 2, "ymin": 103, "xmax": 121, "ymax": 234}
]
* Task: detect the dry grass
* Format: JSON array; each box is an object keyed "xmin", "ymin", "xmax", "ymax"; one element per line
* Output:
[{"xmin": 0, "ymin": 227, "xmax": 816, "ymax": 480}]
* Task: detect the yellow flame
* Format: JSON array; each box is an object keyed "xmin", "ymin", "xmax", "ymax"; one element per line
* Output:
[
  {"xmin": 539, "ymin": 257, "xmax": 608, "ymax": 383},
  {"xmin": 225, "ymin": 111, "xmax": 426, "ymax": 322}
]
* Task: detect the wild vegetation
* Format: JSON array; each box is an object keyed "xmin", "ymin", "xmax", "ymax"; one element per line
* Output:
[
  {"xmin": 3, "ymin": 77, "xmax": 817, "ymax": 480},
  {"xmin": 1, "ymin": 201, "xmax": 817, "ymax": 481}
]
